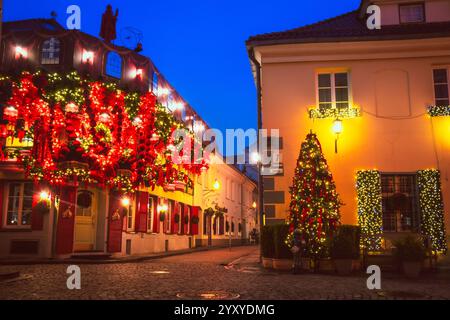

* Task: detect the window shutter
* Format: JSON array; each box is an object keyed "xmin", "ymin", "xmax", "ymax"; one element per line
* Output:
[
  {"xmin": 152, "ymin": 196, "xmax": 160, "ymax": 233},
  {"xmin": 190, "ymin": 206, "xmax": 200, "ymax": 235},
  {"xmin": 55, "ymin": 185, "xmax": 77, "ymax": 254},
  {"xmin": 0, "ymin": 182, "xmax": 4, "ymax": 229},
  {"xmin": 135, "ymin": 191, "xmax": 148, "ymax": 233},
  {"xmin": 183, "ymin": 205, "xmax": 190, "ymax": 235},
  {"xmin": 171, "ymin": 201, "xmax": 179, "ymax": 234},
  {"xmin": 219, "ymin": 216, "xmax": 225, "ymax": 235},
  {"xmin": 31, "ymin": 186, "xmax": 44, "ymax": 230},
  {"xmin": 107, "ymin": 190, "xmax": 124, "ymax": 253}
]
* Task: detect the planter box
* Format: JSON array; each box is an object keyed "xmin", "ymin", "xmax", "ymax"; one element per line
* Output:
[
  {"xmin": 403, "ymin": 261, "xmax": 422, "ymax": 278},
  {"xmin": 273, "ymin": 259, "xmax": 292, "ymax": 271},
  {"xmin": 262, "ymin": 257, "xmax": 273, "ymax": 269},
  {"xmin": 334, "ymin": 259, "xmax": 353, "ymax": 276},
  {"xmin": 174, "ymin": 180, "xmax": 186, "ymax": 191}
]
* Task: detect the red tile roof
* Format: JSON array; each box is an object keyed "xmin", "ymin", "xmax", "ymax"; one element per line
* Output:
[{"xmin": 246, "ymin": 10, "xmax": 450, "ymax": 46}]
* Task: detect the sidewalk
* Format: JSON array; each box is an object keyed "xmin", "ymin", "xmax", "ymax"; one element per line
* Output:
[{"xmin": 0, "ymin": 245, "xmax": 246, "ymax": 266}]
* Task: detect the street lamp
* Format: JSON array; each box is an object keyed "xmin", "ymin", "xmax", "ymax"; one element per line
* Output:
[
  {"xmin": 213, "ymin": 179, "xmax": 220, "ymax": 191},
  {"xmin": 332, "ymin": 118, "xmax": 343, "ymax": 153}
]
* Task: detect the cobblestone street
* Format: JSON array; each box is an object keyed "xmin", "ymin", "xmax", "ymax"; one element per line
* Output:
[{"xmin": 0, "ymin": 246, "xmax": 449, "ymax": 300}]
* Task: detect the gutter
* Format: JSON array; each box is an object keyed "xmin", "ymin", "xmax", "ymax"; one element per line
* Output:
[{"xmin": 247, "ymin": 46, "xmax": 264, "ymax": 248}]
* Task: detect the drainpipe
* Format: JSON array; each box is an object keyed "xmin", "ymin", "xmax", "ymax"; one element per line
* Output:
[{"xmin": 247, "ymin": 46, "xmax": 264, "ymax": 260}]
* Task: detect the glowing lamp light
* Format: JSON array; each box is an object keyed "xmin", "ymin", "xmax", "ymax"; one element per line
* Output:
[
  {"xmin": 132, "ymin": 117, "xmax": 143, "ymax": 127},
  {"xmin": 4, "ymin": 106, "xmax": 18, "ymax": 118},
  {"xmin": 158, "ymin": 87, "xmax": 170, "ymax": 97},
  {"xmin": 15, "ymin": 46, "xmax": 28, "ymax": 59},
  {"xmin": 251, "ymin": 152, "xmax": 261, "ymax": 164},
  {"xmin": 332, "ymin": 119, "xmax": 343, "ymax": 135},
  {"xmin": 157, "ymin": 203, "xmax": 168, "ymax": 213},
  {"xmin": 39, "ymin": 191, "xmax": 51, "ymax": 201},
  {"xmin": 121, "ymin": 197, "xmax": 131, "ymax": 207},
  {"xmin": 82, "ymin": 49, "xmax": 94, "ymax": 64},
  {"xmin": 332, "ymin": 119, "xmax": 343, "ymax": 154},
  {"xmin": 173, "ymin": 102, "xmax": 185, "ymax": 111},
  {"xmin": 99, "ymin": 112, "xmax": 111, "ymax": 123},
  {"xmin": 65, "ymin": 102, "xmax": 79, "ymax": 113},
  {"xmin": 213, "ymin": 179, "xmax": 220, "ymax": 191},
  {"xmin": 135, "ymin": 68, "xmax": 143, "ymax": 78},
  {"xmin": 252, "ymin": 201, "xmax": 257, "ymax": 209}
]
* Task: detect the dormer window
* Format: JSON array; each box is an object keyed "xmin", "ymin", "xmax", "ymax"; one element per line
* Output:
[
  {"xmin": 41, "ymin": 38, "xmax": 60, "ymax": 65},
  {"xmin": 399, "ymin": 3, "xmax": 425, "ymax": 24},
  {"xmin": 105, "ymin": 51, "xmax": 122, "ymax": 79}
]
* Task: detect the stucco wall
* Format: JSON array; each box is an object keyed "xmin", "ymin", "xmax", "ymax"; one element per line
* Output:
[{"xmin": 258, "ymin": 38, "xmax": 450, "ymax": 233}]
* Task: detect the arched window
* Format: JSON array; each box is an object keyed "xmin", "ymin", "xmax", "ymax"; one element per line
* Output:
[
  {"xmin": 41, "ymin": 37, "xmax": 60, "ymax": 64},
  {"xmin": 105, "ymin": 51, "xmax": 122, "ymax": 79}
]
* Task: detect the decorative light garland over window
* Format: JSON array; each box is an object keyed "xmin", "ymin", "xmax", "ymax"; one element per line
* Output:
[
  {"xmin": 356, "ymin": 170, "xmax": 382, "ymax": 251},
  {"xmin": 309, "ymin": 106, "xmax": 360, "ymax": 119},
  {"xmin": 427, "ymin": 105, "xmax": 450, "ymax": 117},
  {"xmin": 417, "ymin": 169, "xmax": 448, "ymax": 254}
]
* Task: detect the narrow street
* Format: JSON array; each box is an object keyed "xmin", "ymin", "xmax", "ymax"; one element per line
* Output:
[{"xmin": 1, "ymin": 246, "xmax": 449, "ymax": 300}]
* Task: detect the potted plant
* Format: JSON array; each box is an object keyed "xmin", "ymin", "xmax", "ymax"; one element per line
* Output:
[
  {"xmin": 272, "ymin": 224, "xmax": 292, "ymax": 271},
  {"xmin": 393, "ymin": 235, "xmax": 426, "ymax": 278},
  {"xmin": 331, "ymin": 225, "xmax": 361, "ymax": 275},
  {"xmin": 261, "ymin": 225, "xmax": 275, "ymax": 268}
]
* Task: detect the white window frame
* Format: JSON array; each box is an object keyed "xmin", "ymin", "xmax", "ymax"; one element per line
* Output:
[
  {"xmin": 432, "ymin": 67, "xmax": 449, "ymax": 106},
  {"xmin": 316, "ymin": 71, "xmax": 352, "ymax": 110},
  {"xmin": 185, "ymin": 206, "xmax": 191, "ymax": 235},
  {"xmin": 3, "ymin": 181, "xmax": 34, "ymax": 229},
  {"xmin": 41, "ymin": 37, "xmax": 60, "ymax": 65},
  {"xmin": 126, "ymin": 201, "xmax": 134, "ymax": 231}
]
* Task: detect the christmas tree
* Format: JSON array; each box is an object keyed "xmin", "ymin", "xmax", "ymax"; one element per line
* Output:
[{"xmin": 287, "ymin": 133, "xmax": 341, "ymax": 260}]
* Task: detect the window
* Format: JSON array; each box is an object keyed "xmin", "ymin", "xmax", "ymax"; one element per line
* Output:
[
  {"xmin": 41, "ymin": 38, "xmax": 60, "ymax": 65},
  {"xmin": 4, "ymin": 182, "xmax": 33, "ymax": 227},
  {"xmin": 105, "ymin": 51, "xmax": 122, "ymax": 79},
  {"xmin": 400, "ymin": 3, "xmax": 425, "ymax": 24},
  {"xmin": 317, "ymin": 72, "xmax": 350, "ymax": 111},
  {"xmin": 127, "ymin": 202, "xmax": 133, "ymax": 230},
  {"xmin": 381, "ymin": 174, "xmax": 420, "ymax": 232},
  {"xmin": 165, "ymin": 200, "xmax": 174, "ymax": 233},
  {"xmin": 152, "ymin": 72, "xmax": 159, "ymax": 94},
  {"xmin": 76, "ymin": 191, "xmax": 93, "ymax": 217},
  {"xmin": 147, "ymin": 197, "xmax": 155, "ymax": 232},
  {"xmin": 433, "ymin": 69, "xmax": 449, "ymax": 106},
  {"xmin": 185, "ymin": 206, "xmax": 191, "ymax": 235}
]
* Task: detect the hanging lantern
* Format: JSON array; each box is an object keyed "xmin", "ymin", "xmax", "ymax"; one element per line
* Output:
[
  {"xmin": 132, "ymin": 117, "xmax": 143, "ymax": 127},
  {"xmin": 99, "ymin": 112, "xmax": 110, "ymax": 123},
  {"xmin": 4, "ymin": 106, "xmax": 18, "ymax": 119},
  {"xmin": 150, "ymin": 133, "xmax": 159, "ymax": 141},
  {"xmin": 65, "ymin": 102, "xmax": 79, "ymax": 113}
]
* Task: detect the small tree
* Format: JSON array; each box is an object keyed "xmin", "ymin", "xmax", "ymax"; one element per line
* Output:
[{"xmin": 287, "ymin": 133, "xmax": 341, "ymax": 262}]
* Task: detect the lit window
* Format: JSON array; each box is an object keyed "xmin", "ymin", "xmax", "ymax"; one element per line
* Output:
[
  {"xmin": 41, "ymin": 38, "xmax": 60, "ymax": 65},
  {"xmin": 317, "ymin": 72, "xmax": 350, "ymax": 111},
  {"xmin": 399, "ymin": 4, "xmax": 425, "ymax": 24},
  {"xmin": 105, "ymin": 51, "xmax": 122, "ymax": 79},
  {"xmin": 433, "ymin": 69, "xmax": 449, "ymax": 106},
  {"xmin": 4, "ymin": 182, "xmax": 33, "ymax": 227}
]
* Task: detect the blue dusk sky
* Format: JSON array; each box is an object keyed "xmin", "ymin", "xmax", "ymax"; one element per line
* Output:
[{"xmin": 3, "ymin": 0, "xmax": 360, "ymax": 154}]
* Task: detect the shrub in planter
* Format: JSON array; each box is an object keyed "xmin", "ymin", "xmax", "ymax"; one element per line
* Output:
[
  {"xmin": 159, "ymin": 212, "xmax": 166, "ymax": 222},
  {"xmin": 261, "ymin": 225, "xmax": 275, "ymax": 268},
  {"xmin": 272, "ymin": 224, "xmax": 292, "ymax": 270},
  {"xmin": 331, "ymin": 225, "xmax": 361, "ymax": 275},
  {"xmin": 393, "ymin": 235, "xmax": 426, "ymax": 278}
]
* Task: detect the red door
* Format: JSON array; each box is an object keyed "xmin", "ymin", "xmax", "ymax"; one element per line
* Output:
[
  {"xmin": 135, "ymin": 191, "xmax": 148, "ymax": 233},
  {"xmin": 107, "ymin": 191, "xmax": 123, "ymax": 253},
  {"xmin": 190, "ymin": 206, "xmax": 200, "ymax": 235},
  {"xmin": 55, "ymin": 185, "xmax": 77, "ymax": 255}
]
